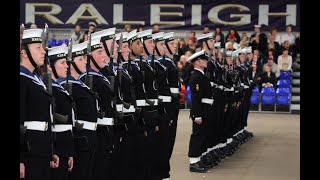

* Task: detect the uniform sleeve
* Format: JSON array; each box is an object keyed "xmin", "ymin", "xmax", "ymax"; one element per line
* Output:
[
  {"xmin": 190, "ymin": 76, "xmax": 203, "ymax": 119},
  {"xmin": 20, "ymin": 77, "xmax": 27, "ymax": 163}
]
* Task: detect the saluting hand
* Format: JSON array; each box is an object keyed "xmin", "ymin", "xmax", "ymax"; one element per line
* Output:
[
  {"xmin": 68, "ymin": 157, "xmax": 74, "ymax": 171},
  {"xmin": 194, "ymin": 117, "xmax": 202, "ymax": 125}
]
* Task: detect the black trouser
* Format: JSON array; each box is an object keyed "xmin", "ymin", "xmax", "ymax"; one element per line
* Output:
[
  {"xmin": 92, "ymin": 126, "xmax": 112, "ymax": 180},
  {"xmin": 51, "ymin": 157, "xmax": 68, "ymax": 180},
  {"xmin": 71, "ymin": 130, "xmax": 96, "ymax": 180},
  {"xmin": 156, "ymin": 104, "xmax": 170, "ymax": 179},
  {"xmin": 188, "ymin": 104, "xmax": 210, "ymax": 158},
  {"xmin": 242, "ymin": 89, "xmax": 252, "ymax": 127},
  {"xmin": 123, "ymin": 113, "xmax": 146, "ymax": 180},
  {"xmin": 205, "ymin": 103, "xmax": 216, "ymax": 150},
  {"xmin": 143, "ymin": 107, "xmax": 163, "ymax": 180},
  {"xmin": 110, "ymin": 123, "xmax": 128, "ymax": 180},
  {"xmin": 24, "ymin": 155, "xmax": 51, "ymax": 180},
  {"xmin": 214, "ymin": 93, "xmax": 227, "ymax": 144},
  {"xmin": 224, "ymin": 99, "xmax": 235, "ymax": 138},
  {"xmin": 164, "ymin": 99, "xmax": 179, "ymax": 160}
]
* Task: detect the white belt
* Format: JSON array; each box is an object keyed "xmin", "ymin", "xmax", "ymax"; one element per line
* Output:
[
  {"xmin": 77, "ymin": 120, "xmax": 97, "ymax": 131},
  {"xmin": 123, "ymin": 105, "xmax": 135, "ymax": 113},
  {"xmin": 136, "ymin": 99, "xmax": 158, "ymax": 106},
  {"xmin": 244, "ymin": 85, "xmax": 250, "ymax": 89},
  {"xmin": 136, "ymin": 99, "xmax": 146, "ymax": 106},
  {"xmin": 218, "ymin": 85, "xmax": 224, "ymax": 90},
  {"xmin": 97, "ymin": 118, "xmax": 114, "ymax": 126},
  {"xmin": 158, "ymin": 95, "xmax": 172, "ymax": 102},
  {"xmin": 24, "ymin": 121, "xmax": 48, "ymax": 131},
  {"xmin": 224, "ymin": 87, "xmax": 234, "ymax": 91},
  {"xmin": 170, "ymin": 87, "xmax": 179, "ymax": 94},
  {"xmin": 201, "ymin": 98, "xmax": 214, "ymax": 105},
  {"xmin": 210, "ymin": 82, "xmax": 215, "ymax": 87},
  {"xmin": 116, "ymin": 104, "xmax": 123, "ymax": 112},
  {"xmin": 250, "ymin": 80, "xmax": 253, "ymax": 82},
  {"xmin": 52, "ymin": 124, "xmax": 73, "ymax": 132}
]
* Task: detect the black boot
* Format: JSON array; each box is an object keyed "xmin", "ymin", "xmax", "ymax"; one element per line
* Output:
[{"xmin": 189, "ymin": 161, "xmax": 208, "ymax": 173}]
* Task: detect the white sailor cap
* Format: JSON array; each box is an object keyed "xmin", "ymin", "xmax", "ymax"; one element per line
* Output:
[
  {"xmin": 254, "ymin": 25, "xmax": 261, "ymax": 28},
  {"xmin": 187, "ymin": 50, "xmax": 209, "ymax": 62},
  {"xmin": 127, "ymin": 29, "xmax": 138, "ymax": 44},
  {"xmin": 232, "ymin": 49, "xmax": 241, "ymax": 57},
  {"xmin": 152, "ymin": 32, "xmax": 164, "ymax": 42},
  {"xmin": 91, "ymin": 37, "xmax": 102, "ymax": 51},
  {"xmin": 91, "ymin": 28, "xmax": 116, "ymax": 41},
  {"xmin": 163, "ymin": 32, "xmax": 175, "ymax": 42},
  {"xmin": 71, "ymin": 41, "xmax": 88, "ymax": 57},
  {"xmin": 197, "ymin": 33, "xmax": 213, "ymax": 42},
  {"xmin": 48, "ymin": 45, "xmax": 68, "ymax": 62},
  {"xmin": 214, "ymin": 42, "xmax": 221, "ymax": 48},
  {"xmin": 115, "ymin": 32, "xmax": 129, "ymax": 43},
  {"xmin": 22, "ymin": 29, "xmax": 43, "ymax": 45},
  {"xmin": 245, "ymin": 46, "xmax": 252, "ymax": 54},
  {"xmin": 137, "ymin": 29, "xmax": 153, "ymax": 40}
]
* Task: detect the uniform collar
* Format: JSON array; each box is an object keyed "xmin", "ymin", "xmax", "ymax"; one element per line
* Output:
[{"xmin": 194, "ymin": 68, "xmax": 205, "ymax": 75}]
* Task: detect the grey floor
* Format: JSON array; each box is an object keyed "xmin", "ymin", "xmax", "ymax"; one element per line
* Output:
[{"xmin": 170, "ymin": 111, "xmax": 300, "ymax": 180}]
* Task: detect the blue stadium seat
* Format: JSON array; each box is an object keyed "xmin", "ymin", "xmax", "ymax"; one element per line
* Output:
[
  {"xmin": 57, "ymin": 39, "xmax": 64, "ymax": 46},
  {"xmin": 261, "ymin": 87, "xmax": 275, "ymax": 104},
  {"xmin": 279, "ymin": 71, "xmax": 291, "ymax": 80},
  {"xmin": 250, "ymin": 87, "xmax": 260, "ymax": 104},
  {"xmin": 48, "ymin": 39, "xmax": 57, "ymax": 47},
  {"xmin": 276, "ymin": 88, "xmax": 291, "ymax": 105},
  {"xmin": 63, "ymin": 39, "xmax": 69, "ymax": 46},
  {"xmin": 186, "ymin": 86, "xmax": 192, "ymax": 102},
  {"xmin": 277, "ymin": 79, "xmax": 291, "ymax": 88}
]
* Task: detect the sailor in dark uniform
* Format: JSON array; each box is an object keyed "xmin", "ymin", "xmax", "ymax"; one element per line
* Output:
[
  {"xmin": 47, "ymin": 45, "xmax": 75, "ymax": 180},
  {"xmin": 136, "ymin": 29, "xmax": 166, "ymax": 180},
  {"xmin": 115, "ymin": 31, "xmax": 140, "ymax": 180},
  {"xmin": 151, "ymin": 31, "xmax": 172, "ymax": 180},
  {"xmin": 187, "ymin": 50, "xmax": 213, "ymax": 173},
  {"xmin": 196, "ymin": 33, "xmax": 220, "ymax": 167},
  {"xmin": 58, "ymin": 41, "xmax": 98, "ymax": 180},
  {"xmin": 20, "ymin": 28, "xmax": 59, "ymax": 180},
  {"xmin": 162, "ymin": 32, "xmax": 180, "ymax": 163},
  {"xmin": 126, "ymin": 29, "xmax": 149, "ymax": 179}
]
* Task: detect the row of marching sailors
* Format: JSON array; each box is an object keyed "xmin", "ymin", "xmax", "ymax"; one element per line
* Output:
[
  {"xmin": 187, "ymin": 33, "xmax": 254, "ymax": 173},
  {"xmin": 20, "ymin": 26, "xmax": 180, "ymax": 180}
]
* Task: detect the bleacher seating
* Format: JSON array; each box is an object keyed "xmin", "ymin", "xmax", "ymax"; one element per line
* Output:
[
  {"xmin": 250, "ymin": 87, "xmax": 260, "ymax": 104},
  {"xmin": 276, "ymin": 88, "xmax": 291, "ymax": 105},
  {"xmin": 277, "ymin": 79, "xmax": 291, "ymax": 88},
  {"xmin": 261, "ymin": 87, "xmax": 275, "ymax": 104}
]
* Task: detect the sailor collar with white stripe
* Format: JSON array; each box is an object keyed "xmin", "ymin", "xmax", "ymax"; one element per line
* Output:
[
  {"xmin": 79, "ymin": 68, "xmax": 111, "ymax": 84},
  {"xmin": 123, "ymin": 60, "xmax": 140, "ymax": 70},
  {"xmin": 164, "ymin": 55, "xmax": 174, "ymax": 64},
  {"xmin": 135, "ymin": 56, "xmax": 147, "ymax": 63},
  {"xmin": 52, "ymin": 79, "xmax": 69, "ymax": 95},
  {"xmin": 20, "ymin": 65, "xmax": 46, "ymax": 89},
  {"xmin": 57, "ymin": 76, "xmax": 90, "ymax": 89}
]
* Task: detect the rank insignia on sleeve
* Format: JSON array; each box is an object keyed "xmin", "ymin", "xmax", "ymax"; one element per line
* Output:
[{"xmin": 196, "ymin": 84, "xmax": 199, "ymax": 91}]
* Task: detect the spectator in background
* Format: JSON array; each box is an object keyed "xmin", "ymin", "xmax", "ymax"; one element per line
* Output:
[
  {"xmin": 185, "ymin": 38, "xmax": 197, "ymax": 54},
  {"xmin": 137, "ymin": 25, "xmax": 143, "ymax": 32},
  {"xmin": 177, "ymin": 61, "xmax": 185, "ymax": 83},
  {"xmin": 241, "ymin": 32, "xmax": 249, "ymax": 44},
  {"xmin": 250, "ymin": 25, "xmax": 267, "ymax": 46},
  {"xmin": 226, "ymin": 28, "xmax": 240, "ymax": 43},
  {"xmin": 267, "ymin": 49, "xmax": 278, "ymax": 64},
  {"xmin": 239, "ymin": 40, "xmax": 247, "ymax": 49},
  {"xmin": 251, "ymin": 64, "xmax": 262, "ymax": 87},
  {"xmin": 189, "ymin": 31, "xmax": 197, "ymax": 46},
  {"xmin": 203, "ymin": 26, "xmax": 210, "ymax": 34},
  {"xmin": 71, "ymin": 24, "xmax": 83, "ymax": 44},
  {"xmin": 79, "ymin": 31, "xmax": 89, "ymax": 43},
  {"xmin": 268, "ymin": 34, "xmax": 282, "ymax": 57},
  {"xmin": 152, "ymin": 24, "xmax": 159, "ymax": 34},
  {"xmin": 177, "ymin": 38, "xmax": 187, "ymax": 56},
  {"xmin": 225, "ymin": 41, "xmax": 235, "ymax": 51},
  {"xmin": 269, "ymin": 27, "xmax": 281, "ymax": 43},
  {"xmin": 124, "ymin": 24, "xmax": 131, "ymax": 32},
  {"xmin": 88, "ymin": 21, "xmax": 96, "ymax": 33},
  {"xmin": 214, "ymin": 27, "xmax": 225, "ymax": 44},
  {"xmin": 30, "ymin": 23, "xmax": 37, "ymax": 29},
  {"xmin": 261, "ymin": 65, "xmax": 277, "ymax": 88},
  {"xmin": 214, "ymin": 34, "xmax": 225, "ymax": 48},
  {"xmin": 252, "ymin": 53, "xmax": 262, "ymax": 72},
  {"xmin": 277, "ymin": 48, "xmax": 292, "ymax": 72},
  {"xmin": 179, "ymin": 55, "xmax": 187, "ymax": 66},
  {"xmin": 280, "ymin": 25, "xmax": 296, "ymax": 46},
  {"xmin": 263, "ymin": 58, "xmax": 280, "ymax": 78},
  {"xmin": 282, "ymin": 40, "xmax": 296, "ymax": 57}
]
